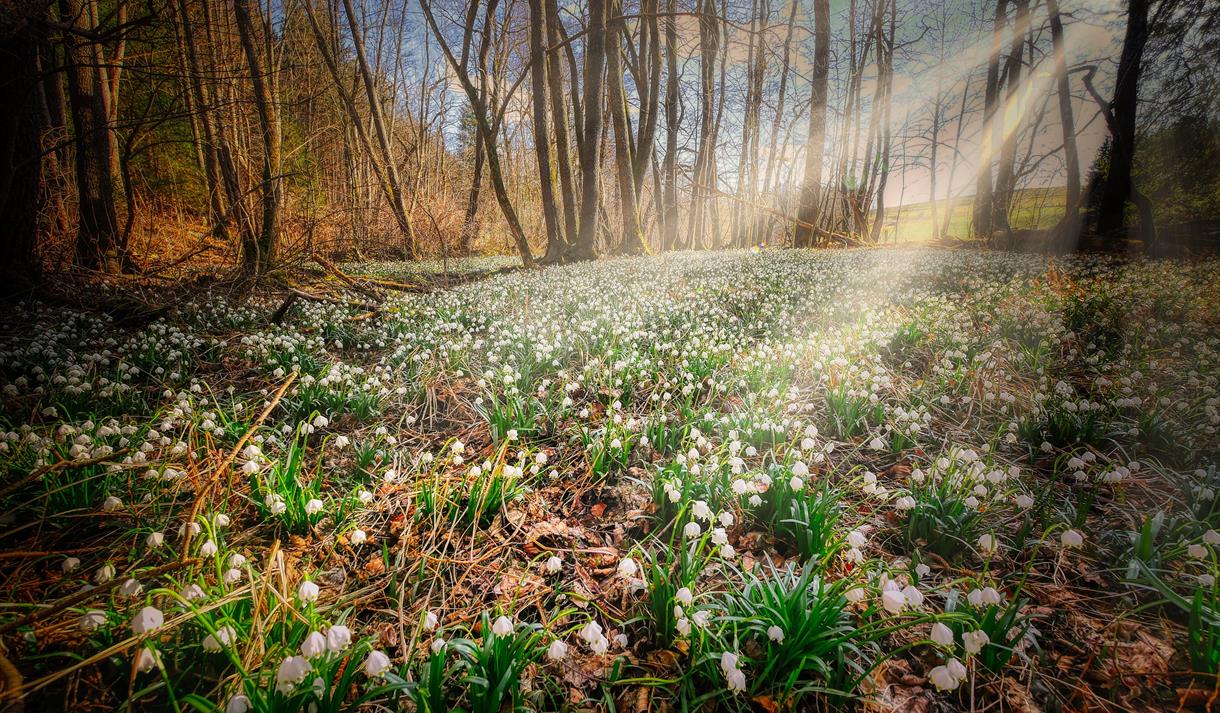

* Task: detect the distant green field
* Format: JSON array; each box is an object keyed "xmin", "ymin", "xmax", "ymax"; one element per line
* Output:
[{"xmin": 877, "ymin": 186, "xmax": 1068, "ymax": 243}]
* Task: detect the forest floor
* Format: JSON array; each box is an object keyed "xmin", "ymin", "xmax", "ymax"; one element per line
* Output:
[{"xmin": 1, "ymin": 247, "xmax": 1218, "ymax": 712}]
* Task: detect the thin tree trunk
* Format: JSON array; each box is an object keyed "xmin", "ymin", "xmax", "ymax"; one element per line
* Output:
[
  {"xmin": 1046, "ymin": 0, "xmax": 1080, "ymax": 219},
  {"xmin": 793, "ymin": 0, "xmax": 830, "ymax": 247},
  {"xmin": 1096, "ymin": 0, "xmax": 1149, "ymax": 242},
  {"xmin": 528, "ymin": 0, "xmax": 563, "ymax": 261},
  {"xmin": 606, "ymin": 0, "xmax": 645, "ymax": 254},
  {"xmin": 973, "ymin": 0, "xmax": 1006, "ymax": 239},
  {"xmin": 570, "ymin": 0, "xmax": 607, "ymax": 261},
  {"xmin": 992, "ymin": 0, "xmax": 1028, "ymax": 235},
  {"xmin": 661, "ymin": 0, "xmax": 679, "ymax": 251},
  {"xmin": 545, "ymin": 0, "xmax": 578, "ymax": 248},
  {"xmin": 0, "ymin": 6, "xmax": 44, "ymax": 297},
  {"xmin": 233, "ymin": 0, "xmax": 280, "ymax": 274}
]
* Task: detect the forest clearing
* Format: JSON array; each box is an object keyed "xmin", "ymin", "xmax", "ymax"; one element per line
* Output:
[{"xmin": 1, "ymin": 248, "xmax": 1218, "ymax": 711}]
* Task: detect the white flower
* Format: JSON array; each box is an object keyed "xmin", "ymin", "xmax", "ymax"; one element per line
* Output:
[
  {"xmin": 931, "ymin": 623, "xmax": 954, "ymax": 647},
  {"xmin": 946, "ymin": 657, "xmax": 968, "ymax": 680},
  {"xmin": 225, "ymin": 694, "xmax": 251, "ymax": 713},
  {"xmin": 506, "ymin": 429, "xmax": 518, "ymax": 441},
  {"xmin": 423, "ymin": 610, "xmax": 439, "ymax": 630},
  {"xmin": 767, "ymin": 625, "xmax": 784, "ymax": 642},
  {"xmin": 579, "ymin": 620, "xmax": 604, "ymax": 645},
  {"xmin": 62, "ymin": 557, "xmax": 81, "ymax": 573},
  {"xmin": 691, "ymin": 500, "xmax": 712, "ymax": 521},
  {"xmin": 349, "ymin": 529, "xmax": 367, "ymax": 545},
  {"xmin": 789, "ymin": 476, "xmax": 804, "ymax": 491},
  {"xmin": 312, "ymin": 415, "xmax": 329, "ymax": 428},
  {"xmin": 1060, "ymin": 529, "xmax": 1084, "ymax": 548},
  {"xmin": 182, "ymin": 583, "xmax": 206, "ymax": 601},
  {"xmin": 276, "ymin": 655, "xmax": 311, "ymax": 692},
  {"xmin": 298, "ymin": 580, "xmax": 319, "ymax": 602},
  {"xmin": 1189, "ymin": 543, "xmax": 1209, "ymax": 559},
  {"xmin": 492, "ymin": 615, "xmax": 514, "ymax": 636},
  {"xmin": 725, "ymin": 667, "xmax": 747, "ymax": 693},
  {"xmin": 146, "ymin": 531, "xmax": 165, "ymax": 548},
  {"xmin": 326, "ymin": 625, "xmax": 352, "ymax": 652},
  {"xmin": 927, "ymin": 664, "xmax": 961, "ymax": 691},
  {"xmin": 791, "ymin": 461, "xmax": 809, "ymax": 477},
  {"xmin": 881, "ymin": 588, "xmax": 906, "ymax": 614},
  {"xmin": 683, "ymin": 521, "xmax": 702, "ymax": 538},
  {"xmin": 894, "ymin": 496, "xmax": 915, "ymax": 511},
  {"xmin": 363, "ymin": 650, "xmax": 391, "ymax": 677},
  {"xmin": 334, "ymin": 435, "xmax": 349, "ymax": 449},
  {"xmin": 718, "ymin": 511, "xmax": 735, "ymax": 527},
  {"xmin": 200, "ymin": 540, "xmax": 218, "ymax": 557},
  {"xmin": 545, "ymin": 556, "xmax": 563, "ymax": 574},
  {"xmin": 431, "ymin": 637, "xmax": 446, "ymax": 653},
  {"xmin": 102, "ymin": 496, "xmax": 123, "ymax": 512},
  {"xmin": 902, "ymin": 585, "xmax": 925, "ymax": 608},
  {"xmin": 676, "ymin": 587, "xmax": 693, "ymax": 606},
  {"xmin": 301, "ymin": 630, "xmax": 327, "ymax": 657},
  {"xmin": 223, "ymin": 568, "xmax": 243, "ymax": 584},
  {"xmin": 846, "ymin": 529, "xmax": 867, "ymax": 548},
  {"xmin": 131, "ymin": 606, "xmax": 164, "ymax": 636},
  {"xmin": 203, "ymin": 625, "xmax": 236, "ymax": 652},
  {"xmin": 547, "ymin": 639, "xmax": 569, "ymax": 660},
  {"xmin": 963, "ymin": 629, "xmax": 990, "ymax": 655},
  {"xmin": 617, "ymin": 557, "xmax": 638, "ymax": 578},
  {"xmin": 1205, "ymin": 530, "xmax": 1220, "ymax": 546},
  {"xmin": 719, "ymin": 651, "xmax": 739, "ymax": 675},
  {"xmin": 304, "ymin": 498, "xmax": 324, "ymax": 515},
  {"xmin": 80, "ymin": 609, "xmax": 106, "ymax": 631},
  {"xmin": 135, "ymin": 646, "xmax": 161, "ymax": 673},
  {"xmin": 119, "ymin": 578, "xmax": 143, "ymax": 597},
  {"xmin": 977, "ymin": 534, "xmax": 998, "ymax": 555}
]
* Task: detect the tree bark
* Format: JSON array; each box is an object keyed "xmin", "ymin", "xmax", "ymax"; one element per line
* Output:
[
  {"xmin": 606, "ymin": 0, "xmax": 645, "ymax": 254},
  {"xmin": 660, "ymin": 0, "xmax": 679, "ymax": 251},
  {"xmin": 569, "ymin": 0, "xmax": 607, "ymax": 261},
  {"xmin": 528, "ymin": 0, "xmax": 564, "ymax": 262},
  {"xmin": 793, "ymin": 0, "xmax": 830, "ymax": 247},
  {"xmin": 233, "ymin": 0, "xmax": 280, "ymax": 274},
  {"xmin": 1096, "ymin": 0, "xmax": 1149, "ymax": 241},
  {"xmin": 1046, "ymin": 0, "xmax": 1080, "ymax": 218},
  {"xmin": 973, "ymin": 0, "xmax": 1007, "ymax": 239},
  {"xmin": 545, "ymin": 0, "xmax": 578, "ymax": 248},
  {"xmin": 0, "ymin": 3, "xmax": 44, "ymax": 297}
]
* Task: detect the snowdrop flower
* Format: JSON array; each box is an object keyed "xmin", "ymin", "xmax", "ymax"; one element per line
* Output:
[
  {"xmin": 276, "ymin": 656, "xmax": 311, "ymax": 692},
  {"xmin": 894, "ymin": 496, "xmax": 915, "ymax": 511},
  {"xmin": 1013, "ymin": 494, "xmax": 1034, "ymax": 509},
  {"xmin": 80, "ymin": 609, "xmax": 106, "ymax": 631},
  {"xmin": 146, "ymin": 532, "xmax": 164, "ymax": 550},
  {"xmin": 119, "ymin": 579, "xmax": 143, "ymax": 597},
  {"xmin": 545, "ymin": 555, "xmax": 563, "ymax": 573},
  {"xmin": 691, "ymin": 500, "xmax": 712, "ymax": 521},
  {"xmin": 298, "ymin": 580, "xmax": 319, "ymax": 602},
  {"xmin": 675, "ymin": 617, "xmax": 692, "ymax": 636},
  {"xmin": 725, "ymin": 667, "xmax": 747, "ymax": 693},
  {"xmin": 358, "ymin": 489, "xmax": 374, "ymax": 504},
  {"xmin": 266, "ymin": 494, "xmax": 286, "ymax": 515},
  {"xmin": 506, "ymin": 429, "xmax": 518, "ymax": 441},
  {"xmin": 312, "ymin": 415, "xmax": 329, "ymax": 429},
  {"xmin": 131, "ymin": 606, "xmax": 164, "ymax": 636},
  {"xmin": 927, "ymin": 663, "xmax": 962, "ymax": 691},
  {"xmin": 676, "ymin": 587, "xmax": 693, "ymax": 606},
  {"xmin": 931, "ymin": 623, "xmax": 954, "ymax": 647},
  {"xmin": 423, "ymin": 611, "xmax": 439, "ymax": 630},
  {"xmin": 977, "ymin": 534, "xmax": 998, "ymax": 555},
  {"xmin": 349, "ymin": 529, "xmax": 367, "ymax": 545},
  {"xmin": 902, "ymin": 585, "xmax": 925, "ymax": 608},
  {"xmin": 1189, "ymin": 544, "xmax": 1209, "ymax": 559},
  {"xmin": 767, "ymin": 625, "xmax": 784, "ymax": 643},
  {"xmin": 300, "ymin": 631, "xmax": 326, "ymax": 658},
  {"xmin": 617, "ymin": 557, "xmax": 638, "ymax": 577},
  {"xmin": 789, "ymin": 476, "xmax": 804, "ymax": 491},
  {"xmin": 304, "ymin": 498, "xmax": 324, "ymax": 515},
  {"xmin": 430, "ymin": 637, "xmax": 446, "ymax": 653},
  {"xmin": 1205, "ymin": 530, "xmax": 1220, "ymax": 546},
  {"xmin": 326, "ymin": 625, "xmax": 351, "ymax": 652},
  {"xmin": 62, "ymin": 557, "xmax": 81, "ymax": 573},
  {"xmin": 589, "ymin": 634, "xmax": 610, "ymax": 654},
  {"xmin": 1060, "ymin": 529, "xmax": 1084, "ymax": 548},
  {"xmin": 683, "ymin": 521, "xmax": 702, "ymax": 539},
  {"xmin": 579, "ymin": 620, "xmax": 604, "ymax": 645},
  {"xmin": 135, "ymin": 647, "xmax": 161, "ymax": 673},
  {"xmin": 847, "ymin": 529, "xmax": 867, "ymax": 548},
  {"xmin": 718, "ymin": 511, "xmax": 734, "ymax": 527},
  {"xmin": 963, "ymin": 629, "xmax": 990, "ymax": 655},
  {"xmin": 203, "ymin": 625, "xmax": 236, "ymax": 652},
  {"xmin": 200, "ymin": 539, "xmax": 218, "ymax": 557},
  {"xmin": 881, "ymin": 587, "xmax": 907, "ymax": 614},
  {"xmin": 225, "ymin": 694, "xmax": 251, "ymax": 713},
  {"xmin": 223, "ymin": 568, "xmax": 243, "ymax": 584},
  {"xmin": 102, "ymin": 495, "xmax": 123, "ymax": 512},
  {"xmin": 547, "ymin": 639, "xmax": 568, "ymax": 660},
  {"xmin": 914, "ymin": 563, "xmax": 930, "ymax": 578},
  {"xmin": 492, "ymin": 615, "xmax": 514, "ymax": 636},
  {"xmin": 95, "ymin": 563, "xmax": 115, "ymax": 584},
  {"xmin": 363, "ymin": 650, "xmax": 391, "ymax": 677},
  {"xmin": 748, "ymin": 494, "xmax": 763, "ymax": 507},
  {"xmin": 182, "ymin": 583, "xmax": 205, "ymax": 601}
]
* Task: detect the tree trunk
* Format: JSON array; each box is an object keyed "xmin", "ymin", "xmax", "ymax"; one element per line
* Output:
[
  {"xmin": 545, "ymin": 0, "xmax": 578, "ymax": 248},
  {"xmin": 233, "ymin": 0, "xmax": 280, "ymax": 274},
  {"xmin": 973, "ymin": 0, "xmax": 1007, "ymax": 239},
  {"xmin": 606, "ymin": 0, "xmax": 645, "ymax": 255},
  {"xmin": 1096, "ymin": 0, "xmax": 1149, "ymax": 242},
  {"xmin": 793, "ymin": 0, "xmax": 830, "ymax": 248},
  {"xmin": 59, "ymin": 0, "xmax": 121, "ymax": 270},
  {"xmin": 1046, "ymin": 0, "xmax": 1080, "ymax": 218},
  {"xmin": 661, "ymin": 0, "xmax": 679, "ymax": 251},
  {"xmin": 0, "ymin": 4, "xmax": 44, "ymax": 297},
  {"xmin": 569, "ymin": 0, "xmax": 607, "ymax": 261},
  {"xmin": 992, "ymin": 0, "xmax": 1028, "ymax": 236},
  {"xmin": 528, "ymin": 0, "xmax": 564, "ymax": 262}
]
